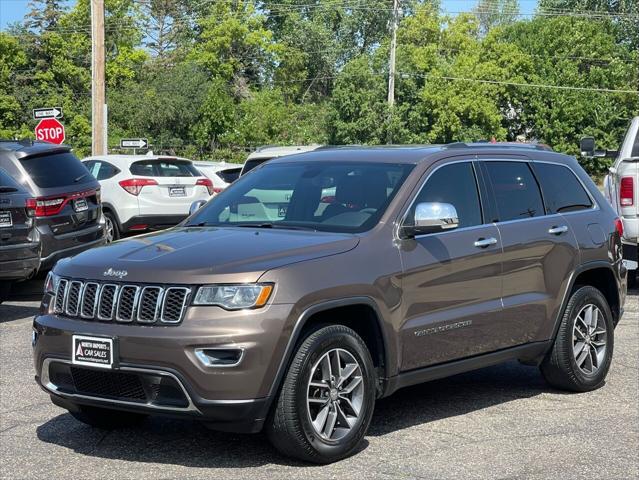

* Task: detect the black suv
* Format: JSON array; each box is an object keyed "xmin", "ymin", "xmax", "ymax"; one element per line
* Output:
[{"xmin": 0, "ymin": 141, "xmax": 104, "ymax": 299}]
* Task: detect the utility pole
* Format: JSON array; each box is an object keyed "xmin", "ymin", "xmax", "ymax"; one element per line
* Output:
[
  {"xmin": 387, "ymin": 0, "xmax": 400, "ymax": 107},
  {"xmin": 91, "ymin": 0, "xmax": 106, "ymax": 155}
]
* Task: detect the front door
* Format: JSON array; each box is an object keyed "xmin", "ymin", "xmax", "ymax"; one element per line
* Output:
[{"xmin": 398, "ymin": 160, "xmax": 504, "ymax": 370}]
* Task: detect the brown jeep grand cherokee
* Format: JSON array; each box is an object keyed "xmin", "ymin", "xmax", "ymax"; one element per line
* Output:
[{"xmin": 33, "ymin": 144, "xmax": 627, "ymax": 463}]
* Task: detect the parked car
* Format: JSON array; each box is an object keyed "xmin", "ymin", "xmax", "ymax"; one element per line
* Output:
[
  {"xmin": 583, "ymin": 117, "xmax": 638, "ymax": 285},
  {"xmin": 0, "ymin": 168, "xmax": 40, "ymax": 303},
  {"xmin": 193, "ymin": 162, "xmax": 242, "ymax": 193},
  {"xmin": 0, "ymin": 141, "xmax": 104, "ymax": 289},
  {"xmin": 241, "ymin": 145, "xmax": 321, "ymax": 176},
  {"xmin": 34, "ymin": 143, "xmax": 626, "ymax": 464},
  {"xmin": 82, "ymin": 155, "xmax": 214, "ymax": 242}
]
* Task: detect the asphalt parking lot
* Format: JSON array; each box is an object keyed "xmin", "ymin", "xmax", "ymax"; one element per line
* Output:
[{"xmin": 1, "ymin": 284, "xmax": 637, "ymax": 480}]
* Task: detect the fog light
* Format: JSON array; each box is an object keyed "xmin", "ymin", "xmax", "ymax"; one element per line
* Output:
[{"xmin": 195, "ymin": 348, "xmax": 243, "ymax": 367}]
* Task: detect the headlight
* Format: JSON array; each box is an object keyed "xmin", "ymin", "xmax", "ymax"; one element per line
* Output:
[
  {"xmin": 193, "ymin": 284, "xmax": 273, "ymax": 310},
  {"xmin": 44, "ymin": 271, "xmax": 60, "ymax": 295}
]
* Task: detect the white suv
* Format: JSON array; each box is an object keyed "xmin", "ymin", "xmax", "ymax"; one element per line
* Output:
[
  {"xmin": 241, "ymin": 145, "xmax": 322, "ymax": 177},
  {"xmin": 82, "ymin": 155, "xmax": 213, "ymax": 242}
]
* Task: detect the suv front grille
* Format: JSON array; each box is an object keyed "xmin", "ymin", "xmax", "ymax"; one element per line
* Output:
[{"xmin": 54, "ymin": 279, "xmax": 191, "ymax": 325}]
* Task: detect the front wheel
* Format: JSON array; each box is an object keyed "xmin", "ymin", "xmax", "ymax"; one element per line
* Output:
[
  {"xmin": 540, "ymin": 286, "xmax": 614, "ymax": 392},
  {"xmin": 266, "ymin": 325, "xmax": 377, "ymax": 464}
]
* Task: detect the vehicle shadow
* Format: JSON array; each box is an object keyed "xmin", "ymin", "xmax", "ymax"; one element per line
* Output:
[
  {"xmin": 0, "ymin": 304, "xmax": 40, "ymax": 323},
  {"xmin": 35, "ymin": 361, "xmax": 549, "ymax": 468}
]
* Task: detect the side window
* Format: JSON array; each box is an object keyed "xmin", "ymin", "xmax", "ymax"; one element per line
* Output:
[
  {"xmin": 96, "ymin": 162, "xmax": 119, "ymax": 180},
  {"xmin": 533, "ymin": 163, "xmax": 592, "ymax": 213},
  {"xmin": 408, "ymin": 162, "xmax": 482, "ymax": 229},
  {"xmin": 633, "ymin": 129, "xmax": 639, "ymax": 157},
  {"xmin": 485, "ymin": 161, "xmax": 544, "ymax": 221}
]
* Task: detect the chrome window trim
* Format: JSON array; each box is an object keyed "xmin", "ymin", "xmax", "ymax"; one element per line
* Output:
[
  {"xmin": 64, "ymin": 281, "xmax": 83, "ymax": 317},
  {"xmin": 115, "ymin": 285, "xmax": 141, "ymax": 322},
  {"xmin": 41, "ymin": 358, "xmax": 198, "ymax": 413},
  {"xmin": 396, "ymin": 157, "xmax": 599, "ymax": 240},
  {"xmin": 160, "ymin": 287, "xmax": 191, "ymax": 324},
  {"xmin": 80, "ymin": 282, "xmax": 101, "ymax": 319},
  {"xmin": 97, "ymin": 284, "xmax": 119, "ymax": 321},
  {"xmin": 137, "ymin": 286, "xmax": 164, "ymax": 323}
]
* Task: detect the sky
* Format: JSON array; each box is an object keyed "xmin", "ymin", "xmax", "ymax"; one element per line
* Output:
[{"xmin": 0, "ymin": 0, "xmax": 539, "ymax": 31}]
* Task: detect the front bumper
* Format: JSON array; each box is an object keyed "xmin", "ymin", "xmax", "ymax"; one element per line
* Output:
[{"xmin": 32, "ymin": 299, "xmax": 293, "ymax": 432}]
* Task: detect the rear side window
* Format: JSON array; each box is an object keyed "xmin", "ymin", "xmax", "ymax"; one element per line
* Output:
[
  {"xmin": 86, "ymin": 161, "xmax": 120, "ymax": 181},
  {"xmin": 0, "ymin": 168, "xmax": 21, "ymax": 189},
  {"xmin": 19, "ymin": 152, "xmax": 91, "ymax": 189},
  {"xmin": 534, "ymin": 163, "xmax": 592, "ymax": 213},
  {"xmin": 130, "ymin": 160, "xmax": 199, "ymax": 177},
  {"xmin": 242, "ymin": 158, "xmax": 271, "ymax": 176},
  {"xmin": 409, "ymin": 162, "xmax": 482, "ymax": 228},
  {"xmin": 485, "ymin": 161, "xmax": 544, "ymax": 221},
  {"xmin": 633, "ymin": 130, "xmax": 639, "ymax": 157},
  {"xmin": 216, "ymin": 168, "xmax": 241, "ymax": 183}
]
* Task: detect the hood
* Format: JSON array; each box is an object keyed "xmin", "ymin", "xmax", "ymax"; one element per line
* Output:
[{"xmin": 54, "ymin": 226, "xmax": 359, "ymax": 284}]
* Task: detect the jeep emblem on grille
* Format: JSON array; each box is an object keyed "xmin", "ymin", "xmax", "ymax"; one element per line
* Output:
[{"xmin": 103, "ymin": 267, "xmax": 128, "ymax": 279}]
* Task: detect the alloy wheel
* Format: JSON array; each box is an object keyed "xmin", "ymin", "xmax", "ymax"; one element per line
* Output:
[
  {"xmin": 105, "ymin": 216, "xmax": 114, "ymax": 243},
  {"xmin": 573, "ymin": 304, "xmax": 607, "ymax": 375},
  {"xmin": 306, "ymin": 348, "xmax": 364, "ymax": 441}
]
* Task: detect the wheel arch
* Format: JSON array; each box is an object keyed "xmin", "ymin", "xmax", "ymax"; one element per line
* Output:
[
  {"xmin": 100, "ymin": 202, "xmax": 123, "ymax": 229},
  {"xmin": 553, "ymin": 262, "xmax": 622, "ymax": 342},
  {"xmin": 267, "ymin": 297, "xmax": 392, "ymax": 405}
]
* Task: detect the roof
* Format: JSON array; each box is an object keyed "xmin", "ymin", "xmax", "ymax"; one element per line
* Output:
[
  {"xmin": 247, "ymin": 145, "xmax": 322, "ymax": 160},
  {"xmin": 82, "ymin": 154, "xmax": 193, "ymax": 166},
  {"xmin": 0, "ymin": 140, "xmax": 71, "ymax": 157},
  {"xmin": 266, "ymin": 143, "xmax": 567, "ymax": 166},
  {"xmin": 194, "ymin": 162, "xmax": 242, "ymax": 171}
]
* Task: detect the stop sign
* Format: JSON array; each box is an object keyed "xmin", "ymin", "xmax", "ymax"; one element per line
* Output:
[{"xmin": 35, "ymin": 118, "xmax": 65, "ymax": 144}]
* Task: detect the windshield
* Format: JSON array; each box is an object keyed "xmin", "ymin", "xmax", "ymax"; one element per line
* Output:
[{"xmin": 187, "ymin": 161, "xmax": 414, "ymax": 233}]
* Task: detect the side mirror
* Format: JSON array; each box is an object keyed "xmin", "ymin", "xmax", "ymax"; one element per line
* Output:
[
  {"xmin": 189, "ymin": 200, "xmax": 207, "ymax": 216},
  {"xmin": 580, "ymin": 136, "xmax": 595, "ymax": 156},
  {"xmin": 402, "ymin": 202, "xmax": 459, "ymax": 238}
]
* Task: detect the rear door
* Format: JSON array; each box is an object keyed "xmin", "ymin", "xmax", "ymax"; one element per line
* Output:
[
  {"xmin": 398, "ymin": 160, "xmax": 504, "ymax": 369},
  {"xmin": 482, "ymin": 160, "xmax": 579, "ymax": 345},
  {"xmin": 130, "ymin": 158, "xmax": 210, "ymax": 216}
]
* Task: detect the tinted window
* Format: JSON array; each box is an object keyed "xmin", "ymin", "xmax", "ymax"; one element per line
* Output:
[
  {"xmin": 130, "ymin": 159, "xmax": 199, "ymax": 177},
  {"xmin": 408, "ymin": 162, "xmax": 482, "ymax": 228},
  {"xmin": 86, "ymin": 161, "xmax": 120, "ymax": 181},
  {"xmin": 19, "ymin": 152, "xmax": 91, "ymax": 189},
  {"xmin": 0, "ymin": 168, "xmax": 21, "ymax": 189},
  {"xmin": 217, "ymin": 168, "xmax": 241, "ymax": 183},
  {"xmin": 242, "ymin": 158, "xmax": 271, "ymax": 175},
  {"xmin": 187, "ymin": 162, "xmax": 414, "ymax": 233},
  {"xmin": 485, "ymin": 161, "xmax": 544, "ymax": 221},
  {"xmin": 633, "ymin": 129, "xmax": 639, "ymax": 157},
  {"xmin": 534, "ymin": 163, "xmax": 592, "ymax": 213}
]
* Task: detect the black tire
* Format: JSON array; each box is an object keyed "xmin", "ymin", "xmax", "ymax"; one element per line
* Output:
[
  {"xmin": 266, "ymin": 325, "xmax": 376, "ymax": 464},
  {"xmin": 0, "ymin": 281, "xmax": 11, "ymax": 304},
  {"xmin": 540, "ymin": 286, "xmax": 614, "ymax": 392},
  {"xmin": 70, "ymin": 405, "xmax": 147, "ymax": 429},
  {"xmin": 104, "ymin": 211, "xmax": 120, "ymax": 243}
]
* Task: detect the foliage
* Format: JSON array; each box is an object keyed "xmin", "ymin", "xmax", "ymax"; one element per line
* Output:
[{"xmin": 0, "ymin": 0, "xmax": 637, "ymax": 174}]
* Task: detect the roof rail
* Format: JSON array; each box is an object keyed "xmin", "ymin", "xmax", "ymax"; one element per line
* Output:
[{"xmin": 444, "ymin": 141, "xmax": 553, "ymax": 152}]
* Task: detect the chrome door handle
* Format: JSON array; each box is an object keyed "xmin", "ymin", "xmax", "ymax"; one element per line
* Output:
[
  {"xmin": 474, "ymin": 237, "xmax": 498, "ymax": 248},
  {"xmin": 548, "ymin": 225, "xmax": 568, "ymax": 235}
]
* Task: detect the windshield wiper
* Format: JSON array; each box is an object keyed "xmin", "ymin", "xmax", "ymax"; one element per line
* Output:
[
  {"xmin": 236, "ymin": 223, "xmax": 317, "ymax": 231},
  {"xmin": 556, "ymin": 204, "xmax": 592, "ymax": 212},
  {"xmin": 185, "ymin": 221, "xmax": 218, "ymax": 227},
  {"xmin": 74, "ymin": 173, "xmax": 88, "ymax": 182}
]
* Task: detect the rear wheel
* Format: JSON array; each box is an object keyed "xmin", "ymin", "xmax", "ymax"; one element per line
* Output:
[
  {"xmin": 541, "ymin": 286, "xmax": 614, "ymax": 392},
  {"xmin": 103, "ymin": 211, "xmax": 120, "ymax": 243},
  {"xmin": 70, "ymin": 405, "xmax": 147, "ymax": 429},
  {"xmin": 266, "ymin": 325, "xmax": 376, "ymax": 464},
  {"xmin": 0, "ymin": 281, "xmax": 11, "ymax": 304}
]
